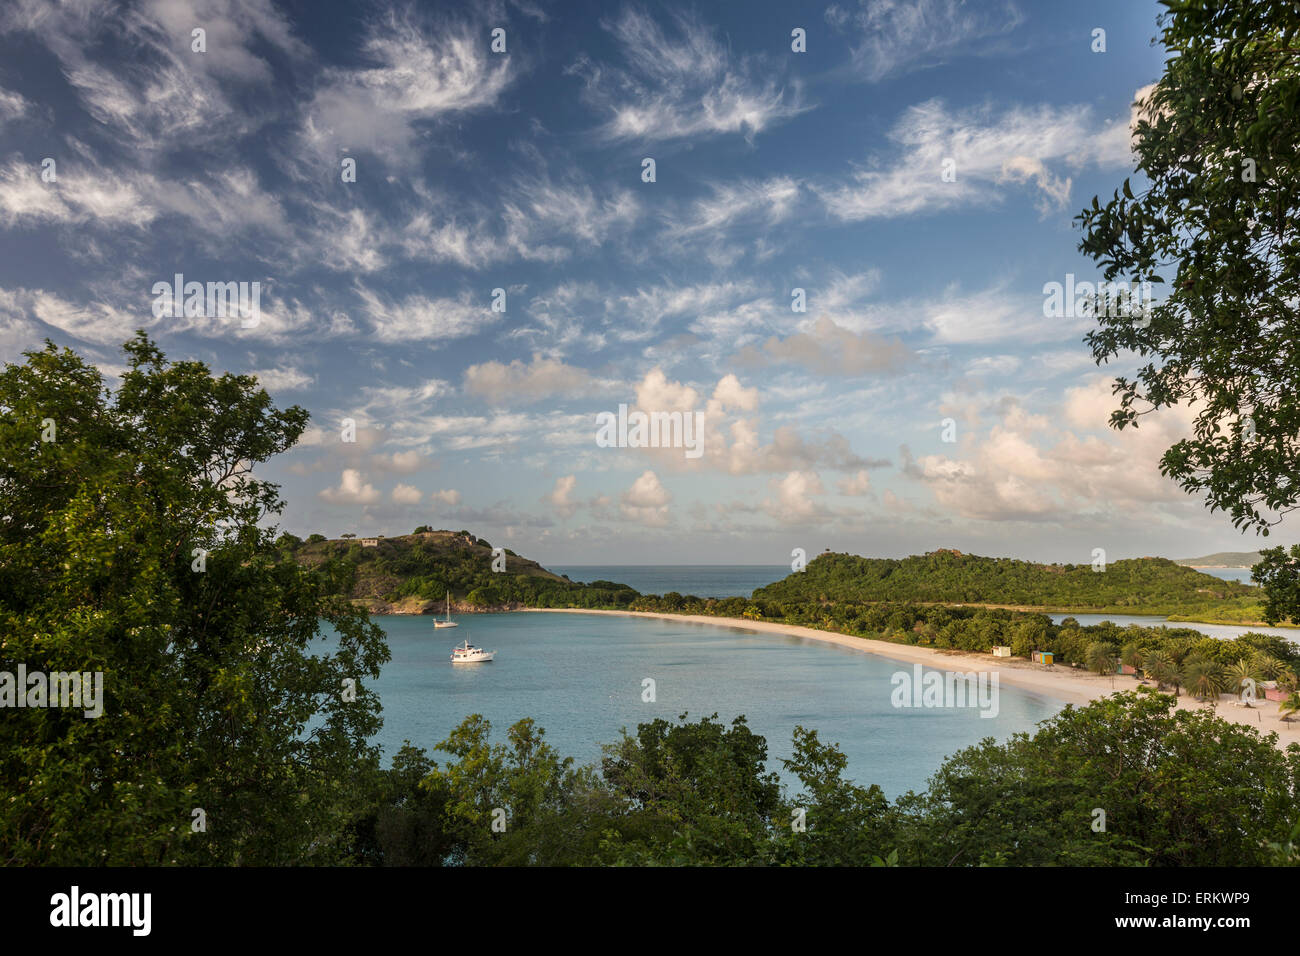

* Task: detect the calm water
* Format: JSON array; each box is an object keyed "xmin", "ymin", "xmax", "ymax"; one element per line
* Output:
[
  {"xmin": 552, "ymin": 565, "xmax": 788, "ymax": 598},
  {"xmin": 360, "ymin": 612, "xmax": 1062, "ymax": 798},
  {"xmin": 1048, "ymin": 613, "xmax": 1297, "ymax": 643},
  {"xmin": 1194, "ymin": 567, "xmax": 1256, "ymax": 584}
]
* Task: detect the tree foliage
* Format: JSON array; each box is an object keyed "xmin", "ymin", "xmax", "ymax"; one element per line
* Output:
[
  {"xmin": 1077, "ymin": 0, "xmax": 1300, "ymax": 532},
  {"xmin": 0, "ymin": 335, "xmax": 389, "ymax": 864}
]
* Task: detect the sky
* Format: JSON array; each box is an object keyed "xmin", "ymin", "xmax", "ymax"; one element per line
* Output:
[{"xmin": 0, "ymin": 0, "xmax": 1268, "ymax": 566}]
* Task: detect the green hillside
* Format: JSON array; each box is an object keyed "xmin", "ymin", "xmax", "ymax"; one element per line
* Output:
[
  {"xmin": 283, "ymin": 528, "xmax": 637, "ymax": 613},
  {"xmin": 1174, "ymin": 551, "xmax": 1262, "ymax": 568},
  {"xmin": 754, "ymin": 549, "xmax": 1263, "ymax": 620}
]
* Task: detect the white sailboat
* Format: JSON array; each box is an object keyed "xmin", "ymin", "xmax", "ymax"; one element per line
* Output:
[
  {"xmin": 433, "ymin": 591, "xmax": 458, "ymax": 628},
  {"xmin": 450, "ymin": 638, "xmax": 495, "ymax": 663}
]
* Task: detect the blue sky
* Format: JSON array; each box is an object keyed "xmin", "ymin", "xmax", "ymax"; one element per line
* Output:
[{"xmin": 0, "ymin": 0, "xmax": 1262, "ymax": 565}]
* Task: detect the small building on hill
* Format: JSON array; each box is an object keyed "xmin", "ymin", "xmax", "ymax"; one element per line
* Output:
[{"xmin": 361, "ymin": 538, "xmax": 378, "ymax": 547}]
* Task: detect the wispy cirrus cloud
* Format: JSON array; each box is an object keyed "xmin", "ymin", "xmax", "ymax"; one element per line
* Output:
[
  {"xmin": 817, "ymin": 98, "xmax": 1132, "ymax": 220},
  {"xmin": 571, "ymin": 6, "xmax": 808, "ymax": 143},
  {"xmin": 825, "ymin": 0, "xmax": 1024, "ymax": 82}
]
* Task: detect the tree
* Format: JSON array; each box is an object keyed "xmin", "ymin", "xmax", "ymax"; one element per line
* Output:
[
  {"xmin": 0, "ymin": 335, "xmax": 389, "ymax": 864},
  {"xmin": 306, "ymin": 533, "xmax": 327, "ymax": 544},
  {"xmin": 1253, "ymin": 544, "xmax": 1300, "ymax": 624},
  {"xmin": 1085, "ymin": 641, "xmax": 1119, "ymax": 676},
  {"xmin": 1077, "ymin": 0, "xmax": 1300, "ymax": 533},
  {"xmin": 1184, "ymin": 655, "xmax": 1228, "ymax": 703},
  {"xmin": 902, "ymin": 691, "xmax": 1300, "ymax": 867}
]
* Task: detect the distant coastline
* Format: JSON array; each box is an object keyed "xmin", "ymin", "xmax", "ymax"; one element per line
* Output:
[{"xmin": 525, "ymin": 608, "xmax": 1300, "ymax": 746}]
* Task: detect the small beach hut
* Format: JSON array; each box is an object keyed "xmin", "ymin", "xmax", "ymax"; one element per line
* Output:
[
  {"xmin": 991, "ymin": 645, "xmax": 1012, "ymax": 657},
  {"xmin": 1031, "ymin": 650, "xmax": 1054, "ymax": 665}
]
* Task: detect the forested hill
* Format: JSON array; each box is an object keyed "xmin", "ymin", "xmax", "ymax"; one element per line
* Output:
[
  {"xmin": 754, "ymin": 550, "xmax": 1258, "ymax": 615},
  {"xmin": 283, "ymin": 528, "xmax": 637, "ymax": 613}
]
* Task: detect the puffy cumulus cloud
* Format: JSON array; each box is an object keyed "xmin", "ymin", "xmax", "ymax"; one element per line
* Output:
[
  {"xmin": 901, "ymin": 377, "xmax": 1199, "ymax": 523},
  {"xmin": 733, "ymin": 316, "xmax": 912, "ymax": 375},
  {"xmin": 544, "ymin": 474, "xmax": 579, "ymax": 518},
  {"xmin": 391, "ymin": 483, "xmax": 422, "ymax": 505},
  {"xmin": 762, "ymin": 470, "xmax": 826, "ymax": 522},
  {"xmin": 620, "ymin": 470, "xmax": 671, "ymax": 527},
  {"xmin": 428, "ymin": 489, "xmax": 462, "ymax": 507},
  {"xmin": 615, "ymin": 367, "xmax": 880, "ymax": 477},
  {"xmin": 573, "ymin": 6, "xmax": 806, "ymax": 143},
  {"xmin": 464, "ymin": 354, "xmax": 592, "ymax": 404},
  {"xmin": 837, "ymin": 470, "xmax": 872, "ymax": 496},
  {"xmin": 320, "ymin": 469, "xmax": 382, "ymax": 505}
]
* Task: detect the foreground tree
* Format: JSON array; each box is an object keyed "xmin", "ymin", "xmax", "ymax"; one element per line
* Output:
[
  {"xmin": 900, "ymin": 691, "xmax": 1300, "ymax": 866},
  {"xmin": 1253, "ymin": 544, "xmax": 1300, "ymax": 624},
  {"xmin": 1077, "ymin": 0, "xmax": 1300, "ymax": 533},
  {"xmin": 0, "ymin": 335, "xmax": 388, "ymax": 864}
]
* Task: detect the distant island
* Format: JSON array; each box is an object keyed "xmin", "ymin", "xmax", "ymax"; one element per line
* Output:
[{"xmin": 1174, "ymin": 551, "xmax": 1263, "ymax": 569}]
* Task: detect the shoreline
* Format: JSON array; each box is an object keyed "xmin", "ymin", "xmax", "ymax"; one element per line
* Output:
[{"xmin": 523, "ymin": 608, "xmax": 1300, "ymax": 744}]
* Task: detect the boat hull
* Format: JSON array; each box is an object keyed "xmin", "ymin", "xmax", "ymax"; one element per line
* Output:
[
  {"xmin": 434, "ymin": 621, "xmax": 459, "ymax": 628},
  {"xmin": 450, "ymin": 651, "xmax": 495, "ymax": 663}
]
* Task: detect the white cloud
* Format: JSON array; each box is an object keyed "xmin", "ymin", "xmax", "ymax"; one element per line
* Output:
[
  {"xmin": 819, "ymin": 98, "xmax": 1131, "ymax": 221},
  {"xmin": 299, "ymin": 10, "xmax": 512, "ymax": 166},
  {"xmin": 391, "ymin": 483, "xmax": 423, "ymax": 505},
  {"xmin": 545, "ymin": 475, "xmax": 579, "ymax": 518},
  {"xmin": 573, "ymin": 7, "xmax": 806, "ymax": 143},
  {"xmin": 320, "ymin": 469, "xmax": 382, "ymax": 505},
  {"xmin": 356, "ymin": 285, "xmax": 498, "ymax": 344},
  {"xmin": 465, "ymin": 354, "xmax": 592, "ymax": 404},
  {"xmin": 826, "ymin": 0, "xmax": 1023, "ymax": 82},
  {"xmin": 620, "ymin": 469, "xmax": 671, "ymax": 526}
]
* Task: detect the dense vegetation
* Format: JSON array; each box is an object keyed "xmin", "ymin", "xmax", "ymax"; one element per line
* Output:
[
  {"xmin": 350, "ymin": 693, "xmax": 1300, "ymax": 867},
  {"xmin": 749, "ymin": 550, "xmax": 1268, "ymax": 622},
  {"xmin": 283, "ymin": 530, "xmax": 637, "ymax": 612},
  {"xmin": 0, "ymin": 336, "xmax": 388, "ymax": 865}
]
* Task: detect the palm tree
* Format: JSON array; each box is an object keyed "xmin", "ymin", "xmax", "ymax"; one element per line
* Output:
[
  {"xmin": 1225, "ymin": 658, "xmax": 1262, "ymax": 703},
  {"xmin": 1085, "ymin": 641, "xmax": 1119, "ymax": 677},
  {"xmin": 1279, "ymin": 692, "xmax": 1300, "ymax": 723},
  {"xmin": 1184, "ymin": 655, "xmax": 1227, "ymax": 704},
  {"xmin": 1155, "ymin": 660, "xmax": 1183, "ymax": 696},
  {"xmin": 1251, "ymin": 652, "xmax": 1283, "ymax": 681},
  {"xmin": 1142, "ymin": 650, "xmax": 1173, "ymax": 686}
]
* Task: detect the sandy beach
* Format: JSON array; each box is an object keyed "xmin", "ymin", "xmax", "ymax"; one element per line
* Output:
[{"xmin": 527, "ymin": 608, "xmax": 1300, "ymax": 744}]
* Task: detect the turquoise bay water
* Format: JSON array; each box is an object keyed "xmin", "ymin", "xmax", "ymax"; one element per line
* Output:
[{"xmin": 364, "ymin": 612, "xmax": 1063, "ymax": 798}]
